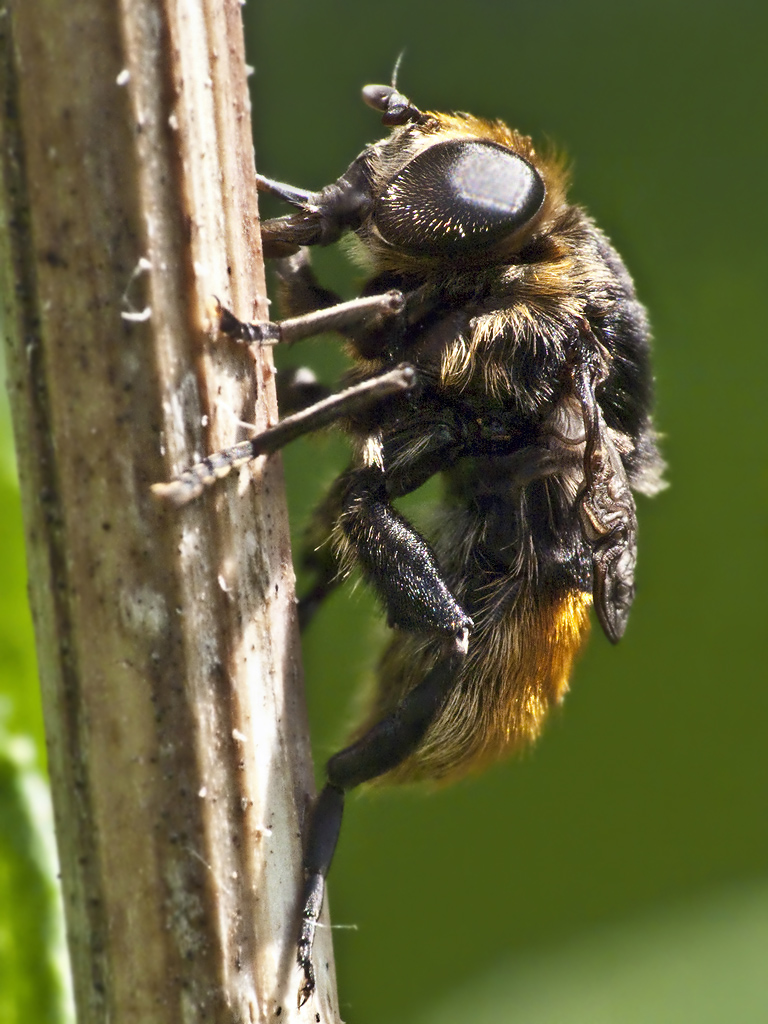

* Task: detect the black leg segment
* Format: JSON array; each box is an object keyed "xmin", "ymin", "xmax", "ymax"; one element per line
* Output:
[
  {"xmin": 297, "ymin": 783, "xmax": 344, "ymax": 1006},
  {"xmin": 219, "ymin": 291, "xmax": 406, "ymax": 349},
  {"xmin": 341, "ymin": 468, "xmax": 472, "ymax": 639},
  {"xmin": 297, "ymin": 647, "xmax": 464, "ymax": 1005},
  {"xmin": 152, "ymin": 366, "xmax": 415, "ymax": 506}
]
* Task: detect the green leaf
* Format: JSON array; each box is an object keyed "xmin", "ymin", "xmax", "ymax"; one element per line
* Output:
[{"xmin": 0, "ymin": 729, "xmax": 73, "ymax": 1024}]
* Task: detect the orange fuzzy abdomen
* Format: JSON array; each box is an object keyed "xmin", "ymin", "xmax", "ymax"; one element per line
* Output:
[{"xmin": 358, "ymin": 588, "xmax": 592, "ymax": 785}]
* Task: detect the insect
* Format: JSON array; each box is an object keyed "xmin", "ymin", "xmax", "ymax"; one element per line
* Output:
[{"xmin": 155, "ymin": 78, "xmax": 664, "ymax": 1005}]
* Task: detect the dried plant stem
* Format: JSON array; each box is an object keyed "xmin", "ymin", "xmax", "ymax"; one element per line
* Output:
[{"xmin": 0, "ymin": 0, "xmax": 339, "ymax": 1020}]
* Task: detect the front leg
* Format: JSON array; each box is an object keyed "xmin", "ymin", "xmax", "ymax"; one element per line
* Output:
[
  {"xmin": 221, "ymin": 261, "xmax": 437, "ymax": 360},
  {"xmin": 571, "ymin": 326, "xmax": 638, "ymax": 642},
  {"xmin": 256, "ymin": 155, "xmax": 373, "ymax": 257},
  {"xmin": 218, "ymin": 290, "xmax": 406, "ymax": 349},
  {"xmin": 273, "ymin": 248, "xmax": 342, "ymax": 320}
]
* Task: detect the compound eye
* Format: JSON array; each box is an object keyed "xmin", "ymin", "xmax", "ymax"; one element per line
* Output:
[{"xmin": 375, "ymin": 141, "xmax": 545, "ymax": 254}]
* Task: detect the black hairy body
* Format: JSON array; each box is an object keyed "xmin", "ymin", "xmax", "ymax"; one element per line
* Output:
[{"xmin": 155, "ymin": 80, "xmax": 664, "ymax": 1004}]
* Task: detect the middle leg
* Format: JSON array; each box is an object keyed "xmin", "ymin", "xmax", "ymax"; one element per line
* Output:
[{"xmin": 151, "ymin": 366, "xmax": 415, "ymax": 506}]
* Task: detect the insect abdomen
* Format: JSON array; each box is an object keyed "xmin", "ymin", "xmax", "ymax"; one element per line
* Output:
[{"xmin": 361, "ymin": 586, "xmax": 592, "ymax": 784}]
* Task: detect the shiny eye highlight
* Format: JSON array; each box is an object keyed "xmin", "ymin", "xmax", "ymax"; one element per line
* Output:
[{"xmin": 375, "ymin": 141, "xmax": 545, "ymax": 253}]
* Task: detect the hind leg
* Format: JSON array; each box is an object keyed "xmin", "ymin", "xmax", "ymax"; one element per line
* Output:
[
  {"xmin": 297, "ymin": 641, "xmax": 465, "ymax": 1004},
  {"xmin": 296, "ymin": 461, "xmax": 472, "ymax": 1002}
]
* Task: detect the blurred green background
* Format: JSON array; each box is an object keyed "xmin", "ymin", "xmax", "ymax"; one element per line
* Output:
[{"xmin": 1, "ymin": 0, "xmax": 766, "ymax": 1021}]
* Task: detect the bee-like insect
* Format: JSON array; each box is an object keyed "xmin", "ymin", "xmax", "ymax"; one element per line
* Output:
[{"xmin": 155, "ymin": 79, "xmax": 664, "ymax": 1005}]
